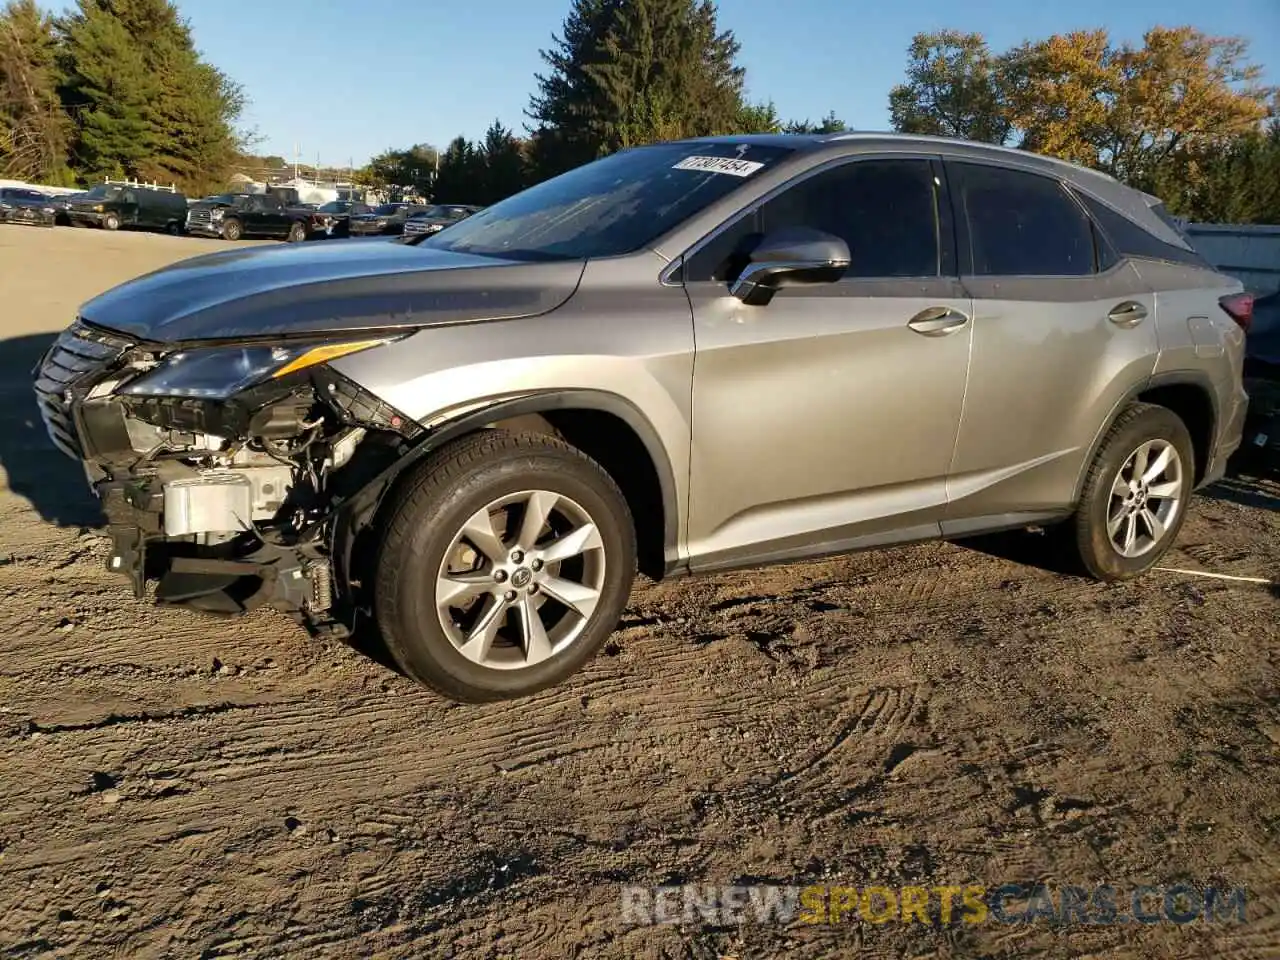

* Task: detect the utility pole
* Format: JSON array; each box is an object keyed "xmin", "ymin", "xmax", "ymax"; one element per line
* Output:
[{"xmin": 293, "ymin": 143, "xmax": 299, "ymax": 182}]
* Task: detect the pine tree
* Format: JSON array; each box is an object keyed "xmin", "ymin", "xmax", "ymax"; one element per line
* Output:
[
  {"xmin": 59, "ymin": 0, "xmax": 242, "ymax": 192},
  {"xmin": 479, "ymin": 119, "xmax": 526, "ymax": 204},
  {"xmin": 0, "ymin": 0, "xmax": 73, "ymax": 182},
  {"xmin": 527, "ymin": 0, "xmax": 746, "ymax": 178},
  {"xmin": 433, "ymin": 135, "xmax": 486, "ymax": 203},
  {"xmin": 58, "ymin": 1, "xmax": 155, "ymax": 181}
]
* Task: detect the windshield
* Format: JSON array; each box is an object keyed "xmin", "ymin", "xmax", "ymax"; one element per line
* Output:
[
  {"xmin": 415, "ymin": 205, "xmax": 464, "ymax": 219},
  {"xmin": 84, "ymin": 185, "xmax": 123, "ymax": 200},
  {"xmin": 373, "ymin": 204, "xmax": 404, "ymax": 216},
  {"xmin": 318, "ymin": 201, "xmax": 350, "ymax": 213},
  {"xmin": 420, "ymin": 141, "xmax": 794, "ymax": 261}
]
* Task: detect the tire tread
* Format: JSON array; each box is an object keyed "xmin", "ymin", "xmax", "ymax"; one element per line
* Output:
[{"xmin": 374, "ymin": 429, "xmax": 634, "ymax": 702}]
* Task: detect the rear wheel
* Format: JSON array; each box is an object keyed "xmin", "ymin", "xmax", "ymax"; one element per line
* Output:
[
  {"xmin": 1070, "ymin": 402, "xmax": 1194, "ymax": 580},
  {"xmin": 166, "ymin": 220, "xmax": 182, "ymax": 236},
  {"xmin": 221, "ymin": 217, "xmax": 243, "ymax": 241},
  {"xmin": 102, "ymin": 212, "xmax": 119, "ymax": 231},
  {"xmin": 374, "ymin": 430, "xmax": 637, "ymax": 702},
  {"xmin": 286, "ymin": 220, "xmax": 306, "ymax": 243}
]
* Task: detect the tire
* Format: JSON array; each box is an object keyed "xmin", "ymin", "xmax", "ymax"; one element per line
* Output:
[
  {"xmin": 221, "ymin": 218, "xmax": 242, "ymax": 241},
  {"xmin": 374, "ymin": 429, "xmax": 637, "ymax": 702},
  {"xmin": 102, "ymin": 212, "xmax": 120, "ymax": 231},
  {"xmin": 286, "ymin": 220, "xmax": 306, "ymax": 243},
  {"xmin": 166, "ymin": 220, "xmax": 182, "ymax": 236},
  {"xmin": 1069, "ymin": 402, "xmax": 1195, "ymax": 581}
]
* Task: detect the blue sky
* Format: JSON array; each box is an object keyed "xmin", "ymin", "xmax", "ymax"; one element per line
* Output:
[{"xmin": 49, "ymin": 0, "xmax": 1280, "ymax": 167}]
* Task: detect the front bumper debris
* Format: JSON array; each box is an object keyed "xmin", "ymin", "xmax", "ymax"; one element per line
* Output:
[{"xmin": 32, "ymin": 319, "xmax": 422, "ymax": 636}]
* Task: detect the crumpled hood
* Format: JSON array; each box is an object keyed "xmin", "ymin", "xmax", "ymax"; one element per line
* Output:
[{"xmin": 78, "ymin": 238, "xmax": 587, "ymax": 343}]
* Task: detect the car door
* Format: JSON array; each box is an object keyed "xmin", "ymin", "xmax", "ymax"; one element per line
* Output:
[
  {"xmin": 682, "ymin": 155, "xmax": 973, "ymax": 571},
  {"xmin": 266, "ymin": 196, "xmax": 291, "ymax": 236},
  {"xmin": 940, "ymin": 159, "xmax": 1160, "ymax": 533},
  {"xmin": 119, "ymin": 189, "xmax": 140, "ymax": 224}
]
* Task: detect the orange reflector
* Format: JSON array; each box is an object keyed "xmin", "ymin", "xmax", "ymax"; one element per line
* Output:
[{"xmin": 271, "ymin": 340, "xmax": 389, "ymax": 378}]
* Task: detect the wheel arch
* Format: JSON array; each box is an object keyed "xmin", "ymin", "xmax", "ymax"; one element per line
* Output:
[
  {"xmin": 1072, "ymin": 371, "xmax": 1219, "ymax": 502},
  {"xmin": 334, "ymin": 389, "xmax": 680, "ymax": 598}
]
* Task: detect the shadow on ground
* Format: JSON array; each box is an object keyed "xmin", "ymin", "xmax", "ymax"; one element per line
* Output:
[
  {"xmin": 954, "ymin": 526, "xmax": 1084, "ymax": 577},
  {"xmin": 0, "ymin": 333, "xmax": 104, "ymax": 527},
  {"xmin": 1199, "ymin": 471, "xmax": 1280, "ymax": 512}
]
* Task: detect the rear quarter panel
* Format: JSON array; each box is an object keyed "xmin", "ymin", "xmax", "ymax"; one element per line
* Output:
[{"xmin": 1134, "ymin": 260, "xmax": 1248, "ymax": 470}]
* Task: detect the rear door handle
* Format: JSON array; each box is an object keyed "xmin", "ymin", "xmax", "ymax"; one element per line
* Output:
[
  {"xmin": 907, "ymin": 306, "xmax": 969, "ymax": 337},
  {"xmin": 1108, "ymin": 301, "xmax": 1148, "ymax": 327}
]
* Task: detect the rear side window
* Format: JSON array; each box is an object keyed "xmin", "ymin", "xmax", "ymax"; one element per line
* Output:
[
  {"xmin": 1072, "ymin": 190, "xmax": 1211, "ymax": 269},
  {"xmin": 950, "ymin": 162, "xmax": 1095, "ymax": 277},
  {"xmin": 686, "ymin": 158, "xmax": 947, "ymax": 281}
]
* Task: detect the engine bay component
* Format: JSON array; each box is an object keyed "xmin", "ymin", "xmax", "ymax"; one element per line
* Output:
[{"xmin": 163, "ymin": 473, "xmax": 253, "ymax": 536}]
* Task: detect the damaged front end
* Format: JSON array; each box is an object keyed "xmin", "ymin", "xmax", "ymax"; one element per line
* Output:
[{"xmin": 33, "ymin": 319, "xmax": 422, "ymax": 635}]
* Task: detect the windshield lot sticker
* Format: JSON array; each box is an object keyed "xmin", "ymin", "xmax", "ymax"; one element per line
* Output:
[{"xmin": 672, "ymin": 156, "xmax": 765, "ymax": 177}]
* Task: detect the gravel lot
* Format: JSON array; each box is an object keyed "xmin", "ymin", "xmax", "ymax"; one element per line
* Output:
[{"xmin": 1, "ymin": 225, "xmax": 1277, "ymax": 959}]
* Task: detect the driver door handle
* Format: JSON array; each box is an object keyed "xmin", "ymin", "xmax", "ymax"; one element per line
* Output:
[{"xmin": 907, "ymin": 306, "xmax": 969, "ymax": 337}]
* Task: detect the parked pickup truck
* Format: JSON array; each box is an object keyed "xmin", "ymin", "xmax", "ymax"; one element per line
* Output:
[{"xmin": 185, "ymin": 192, "xmax": 326, "ymax": 242}]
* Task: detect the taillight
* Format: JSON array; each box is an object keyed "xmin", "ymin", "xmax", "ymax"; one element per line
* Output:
[{"xmin": 1219, "ymin": 293, "xmax": 1254, "ymax": 332}]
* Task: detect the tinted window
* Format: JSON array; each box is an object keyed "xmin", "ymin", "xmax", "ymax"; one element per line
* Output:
[
  {"xmin": 951, "ymin": 162, "xmax": 1095, "ymax": 276},
  {"xmin": 423, "ymin": 141, "xmax": 794, "ymax": 261},
  {"xmin": 1072, "ymin": 190, "xmax": 1211, "ymax": 269},
  {"xmin": 686, "ymin": 159, "xmax": 945, "ymax": 281}
]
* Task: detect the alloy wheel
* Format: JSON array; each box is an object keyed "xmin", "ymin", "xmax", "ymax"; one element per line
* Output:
[
  {"xmin": 1107, "ymin": 439, "xmax": 1184, "ymax": 558},
  {"xmin": 434, "ymin": 489, "xmax": 606, "ymax": 670}
]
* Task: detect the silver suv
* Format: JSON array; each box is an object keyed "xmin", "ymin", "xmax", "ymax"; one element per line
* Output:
[{"xmin": 33, "ymin": 133, "xmax": 1251, "ymax": 702}]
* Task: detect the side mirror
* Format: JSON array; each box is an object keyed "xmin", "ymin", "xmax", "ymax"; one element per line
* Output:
[{"xmin": 729, "ymin": 226, "xmax": 850, "ymax": 306}]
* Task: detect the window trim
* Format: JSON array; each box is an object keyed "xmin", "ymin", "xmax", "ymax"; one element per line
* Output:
[
  {"xmin": 660, "ymin": 151, "xmax": 957, "ymax": 286},
  {"xmin": 942, "ymin": 156, "xmax": 1109, "ymax": 281},
  {"xmin": 1067, "ymin": 185, "xmax": 1211, "ymax": 270}
]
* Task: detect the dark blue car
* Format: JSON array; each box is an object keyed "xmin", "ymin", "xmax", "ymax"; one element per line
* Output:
[{"xmin": 0, "ymin": 187, "xmax": 56, "ymax": 227}]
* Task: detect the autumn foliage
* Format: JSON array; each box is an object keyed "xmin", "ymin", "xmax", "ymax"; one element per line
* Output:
[{"xmin": 891, "ymin": 26, "xmax": 1277, "ymax": 222}]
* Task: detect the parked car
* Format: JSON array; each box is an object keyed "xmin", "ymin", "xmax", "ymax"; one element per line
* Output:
[
  {"xmin": 315, "ymin": 200, "xmax": 374, "ymax": 238},
  {"xmin": 1240, "ymin": 291, "xmax": 1280, "ymax": 473},
  {"xmin": 0, "ymin": 186, "xmax": 57, "ymax": 227},
  {"xmin": 66, "ymin": 181, "xmax": 188, "ymax": 233},
  {"xmin": 348, "ymin": 202, "xmax": 423, "ymax": 236},
  {"xmin": 185, "ymin": 192, "xmax": 327, "ymax": 242},
  {"xmin": 402, "ymin": 204, "xmax": 483, "ymax": 238},
  {"xmin": 47, "ymin": 191, "xmax": 88, "ymax": 226},
  {"xmin": 33, "ymin": 133, "xmax": 1249, "ymax": 703}
]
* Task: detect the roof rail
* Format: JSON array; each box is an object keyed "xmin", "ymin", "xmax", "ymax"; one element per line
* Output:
[{"xmin": 105, "ymin": 177, "xmax": 178, "ymax": 193}]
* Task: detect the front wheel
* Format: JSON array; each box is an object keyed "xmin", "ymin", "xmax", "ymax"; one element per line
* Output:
[
  {"xmin": 221, "ymin": 217, "xmax": 243, "ymax": 241},
  {"xmin": 102, "ymin": 212, "xmax": 119, "ymax": 231},
  {"xmin": 1070, "ymin": 402, "xmax": 1194, "ymax": 580},
  {"xmin": 374, "ymin": 430, "xmax": 637, "ymax": 702},
  {"xmin": 286, "ymin": 220, "xmax": 306, "ymax": 243}
]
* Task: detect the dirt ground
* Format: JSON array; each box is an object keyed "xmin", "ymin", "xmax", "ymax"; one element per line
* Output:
[{"xmin": 0, "ymin": 224, "xmax": 1277, "ymax": 960}]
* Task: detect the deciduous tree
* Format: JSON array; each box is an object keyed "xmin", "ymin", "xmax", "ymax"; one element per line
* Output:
[
  {"xmin": 0, "ymin": 0, "xmax": 73, "ymax": 183},
  {"xmin": 888, "ymin": 31, "xmax": 1011, "ymax": 143}
]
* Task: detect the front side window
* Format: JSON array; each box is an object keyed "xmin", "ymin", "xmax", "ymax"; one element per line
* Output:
[
  {"xmin": 686, "ymin": 158, "xmax": 945, "ymax": 282},
  {"xmin": 420, "ymin": 140, "xmax": 795, "ymax": 261},
  {"xmin": 950, "ymin": 162, "xmax": 1096, "ymax": 276}
]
